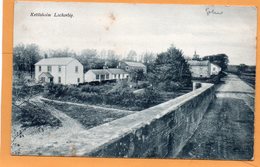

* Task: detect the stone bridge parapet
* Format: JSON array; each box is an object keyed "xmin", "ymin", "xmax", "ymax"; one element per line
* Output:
[{"xmin": 70, "ymin": 83, "xmax": 215, "ymax": 158}]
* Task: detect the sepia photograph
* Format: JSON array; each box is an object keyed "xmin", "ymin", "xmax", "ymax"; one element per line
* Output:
[{"xmin": 11, "ymin": 2, "xmax": 256, "ymax": 160}]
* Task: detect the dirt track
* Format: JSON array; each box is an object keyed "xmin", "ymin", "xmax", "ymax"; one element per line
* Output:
[{"xmin": 178, "ymin": 74, "xmax": 254, "ymax": 160}]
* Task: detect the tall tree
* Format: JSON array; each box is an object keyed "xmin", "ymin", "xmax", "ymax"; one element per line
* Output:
[
  {"xmin": 131, "ymin": 69, "xmax": 145, "ymax": 83},
  {"xmin": 149, "ymin": 45, "xmax": 192, "ymax": 90},
  {"xmin": 140, "ymin": 52, "xmax": 156, "ymax": 73},
  {"xmin": 13, "ymin": 44, "xmax": 41, "ymax": 78},
  {"xmin": 126, "ymin": 50, "xmax": 137, "ymax": 61},
  {"xmin": 75, "ymin": 49, "xmax": 105, "ymax": 72},
  {"xmin": 202, "ymin": 54, "xmax": 229, "ymax": 71}
]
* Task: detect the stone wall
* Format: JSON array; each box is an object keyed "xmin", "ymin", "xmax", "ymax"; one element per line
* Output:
[{"xmin": 76, "ymin": 84, "xmax": 215, "ymax": 158}]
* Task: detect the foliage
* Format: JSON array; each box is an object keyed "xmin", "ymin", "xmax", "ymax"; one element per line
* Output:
[
  {"xmin": 125, "ymin": 50, "xmax": 138, "ymax": 61},
  {"xmin": 74, "ymin": 49, "xmax": 120, "ymax": 72},
  {"xmin": 13, "ymin": 43, "xmax": 42, "ymax": 77},
  {"xmin": 12, "ymin": 84, "xmax": 44, "ymax": 100},
  {"xmin": 142, "ymin": 52, "xmax": 156, "ymax": 65},
  {"xmin": 47, "ymin": 48, "xmax": 76, "ymax": 58},
  {"xmin": 148, "ymin": 45, "xmax": 192, "ymax": 91},
  {"xmin": 44, "ymin": 82, "xmax": 163, "ymax": 110},
  {"xmin": 131, "ymin": 69, "xmax": 146, "ymax": 83},
  {"xmin": 237, "ymin": 64, "xmax": 248, "ymax": 73},
  {"xmin": 135, "ymin": 87, "xmax": 161, "ymax": 108},
  {"xmin": 157, "ymin": 81, "xmax": 182, "ymax": 92},
  {"xmin": 202, "ymin": 54, "xmax": 229, "ymax": 71},
  {"xmin": 13, "ymin": 103, "xmax": 61, "ymax": 128}
]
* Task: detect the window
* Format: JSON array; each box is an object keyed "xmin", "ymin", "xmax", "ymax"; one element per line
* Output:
[
  {"xmin": 58, "ymin": 66, "xmax": 61, "ymax": 72},
  {"xmin": 58, "ymin": 77, "xmax": 61, "ymax": 83},
  {"xmin": 126, "ymin": 66, "xmax": 129, "ymax": 70},
  {"xmin": 96, "ymin": 75, "xmax": 100, "ymax": 80},
  {"xmin": 101, "ymin": 75, "xmax": 105, "ymax": 80},
  {"xmin": 118, "ymin": 74, "xmax": 121, "ymax": 79},
  {"xmin": 77, "ymin": 78, "xmax": 80, "ymax": 83},
  {"xmin": 213, "ymin": 67, "xmax": 216, "ymax": 71},
  {"xmin": 114, "ymin": 74, "xmax": 116, "ymax": 79},
  {"xmin": 75, "ymin": 66, "xmax": 78, "ymax": 73},
  {"xmin": 106, "ymin": 74, "xmax": 109, "ymax": 79},
  {"xmin": 39, "ymin": 66, "xmax": 41, "ymax": 72},
  {"xmin": 48, "ymin": 66, "xmax": 52, "ymax": 72}
]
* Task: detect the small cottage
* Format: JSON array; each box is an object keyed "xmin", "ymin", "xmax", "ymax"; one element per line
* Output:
[
  {"xmin": 84, "ymin": 68, "xmax": 129, "ymax": 83},
  {"xmin": 118, "ymin": 61, "xmax": 147, "ymax": 74}
]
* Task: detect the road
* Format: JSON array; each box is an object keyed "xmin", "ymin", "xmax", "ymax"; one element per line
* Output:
[{"xmin": 177, "ymin": 74, "xmax": 255, "ymax": 160}]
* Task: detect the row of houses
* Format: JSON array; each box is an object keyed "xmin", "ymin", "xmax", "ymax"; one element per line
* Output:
[
  {"xmin": 34, "ymin": 57, "xmax": 147, "ymax": 85},
  {"xmin": 34, "ymin": 57, "xmax": 221, "ymax": 85}
]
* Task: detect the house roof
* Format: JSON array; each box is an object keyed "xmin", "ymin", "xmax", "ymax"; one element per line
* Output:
[
  {"xmin": 123, "ymin": 61, "xmax": 146, "ymax": 68},
  {"xmin": 35, "ymin": 57, "xmax": 76, "ymax": 66},
  {"xmin": 188, "ymin": 60, "xmax": 210, "ymax": 66},
  {"xmin": 107, "ymin": 68, "xmax": 128, "ymax": 74},
  {"xmin": 39, "ymin": 72, "xmax": 53, "ymax": 78},
  {"xmin": 89, "ymin": 69, "xmax": 110, "ymax": 75},
  {"xmin": 87, "ymin": 68, "xmax": 128, "ymax": 75}
]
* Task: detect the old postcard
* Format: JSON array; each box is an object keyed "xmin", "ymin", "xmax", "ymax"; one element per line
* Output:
[{"xmin": 11, "ymin": 1, "xmax": 256, "ymax": 160}]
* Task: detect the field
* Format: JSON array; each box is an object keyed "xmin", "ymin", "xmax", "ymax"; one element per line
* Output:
[
  {"xmin": 239, "ymin": 72, "xmax": 255, "ymax": 89},
  {"xmin": 44, "ymin": 82, "xmax": 191, "ymax": 111},
  {"xmin": 43, "ymin": 100, "xmax": 133, "ymax": 129}
]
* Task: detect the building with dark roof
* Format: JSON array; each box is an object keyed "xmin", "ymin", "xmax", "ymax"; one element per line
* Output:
[{"xmin": 118, "ymin": 61, "xmax": 147, "ymax": 74}]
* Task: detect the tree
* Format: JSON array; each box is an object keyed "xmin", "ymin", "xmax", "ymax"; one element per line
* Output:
[
  {"xmin": 26, "ymin": 44, "xmax": 41, "ymax": 77},
  {"xmin": 48, "ymin": 48, "xmax": 76, "ymax": 58},
  {"xmin": 13, "ymin": 43, "xmax": 42, "ymax": 78},
  {"xmin": 140, "ymin": 52, "xmax": 156, "ymax": 73},
  {"xmin": 75, "ymin": 49, "xmax": 102, "ymax": 72},
  {"xmin": 141, "ymin": 52, "xmax": 156, "ymax": 64},
  {"xmin": 98, "ymin": 49, "xmax": 120, "ymax": 68},
  {"xmin": 237, "ymin": 64, "xmax": 247, "ymax": 73},
  {"xmin": 131, "ymin": 69, "xmax": 145, "ymax": 83},
  {"xmin": 106, "ymin": 57, "xmax": 119, "ymax": 68},
  {"xmin": 126, "ymin": 50, "xmax": 137, "ymax": 61},
  {"xmin": 149, "ymin": 45, "xmax": 192, "ymax": 91},
  {"xmin": 202, "ymin": 54, "xmax": 229, "ymax": 71}
]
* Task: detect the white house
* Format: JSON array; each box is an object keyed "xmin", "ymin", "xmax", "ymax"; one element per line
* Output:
[
  {"xmin": 107, "ymin": 68, "xmax": 129, "ymax": 80},
  {"xmin": 35, "ymin": 57, "xmax": 84, "ymax": 85},
  {"xmin": 84, "ymin": 68, "xmax": 129, "ymax": 83},
  {"xmin": 210, "ymin": 63, "xmax": 222, "ymax": 75},
  {"xmin": 188, "ymin": 60, "xmax": 222, "ymax": 78}
]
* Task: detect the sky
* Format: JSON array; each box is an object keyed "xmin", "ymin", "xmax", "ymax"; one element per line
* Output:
[{"xmin": 14, "ymin": 2, "xmax": 257, "ymax": 65}]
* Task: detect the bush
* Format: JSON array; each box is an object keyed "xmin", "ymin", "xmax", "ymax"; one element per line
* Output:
[
  {"xmin": 12, "ymin": 85, "xmax": 44, "ymax": 99},
  {"xmin": 14, "ymin": 103, "xmax": 62, "ymax": 128},
  {"xmin": 135, "ymin": 88, "xmax": 161, "ymax": 109},
  {"xmin": 158, "ymin": 81, "xmax": 182, "ymax": 92},
  {"xmin": 195, "ymin": 83, "xmax": 202, "ymax": 89},
  {"xmin": 81, "ymin": 85, "xmax": 101, "ymax": 93}
]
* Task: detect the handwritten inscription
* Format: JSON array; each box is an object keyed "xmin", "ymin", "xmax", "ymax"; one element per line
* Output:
[
  {"xmin": 30, "ymin": 12, "xmax": 73, "ymax": 18},
  {"xmin": 205, "ymin": 8, "xmax": 223, "ymax": 16}
]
